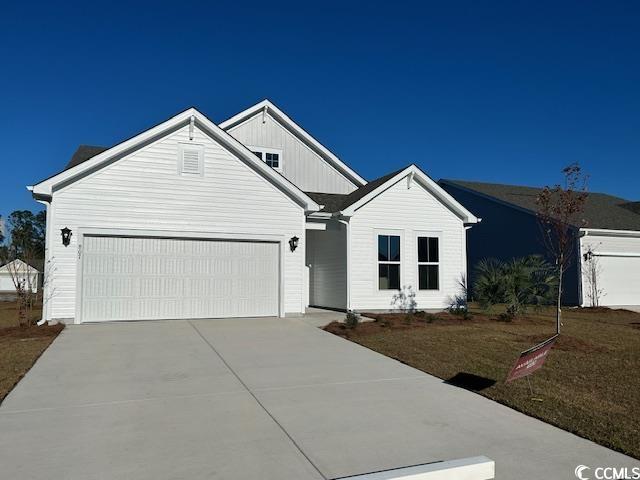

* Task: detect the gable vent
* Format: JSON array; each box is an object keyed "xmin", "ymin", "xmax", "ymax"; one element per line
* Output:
[{"xmin": 179, "ymin": 144, "xmax": 204, "ymax": 175}]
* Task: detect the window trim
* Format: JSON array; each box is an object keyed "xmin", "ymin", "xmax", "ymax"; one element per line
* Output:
[
  {"xmin": 416, "ymin": 231, "xmax": 441, "ymax": 291},
  {"xmin": 375, "ymin": 229, "xmax": 403, "ymax": 291},
  {"xmin": 247, "ymin": 145, "xmax": 283, "ymax": 171},
  {"xmin": 178, "ymin": 143, "xmax": 204, "ymax": 176}
]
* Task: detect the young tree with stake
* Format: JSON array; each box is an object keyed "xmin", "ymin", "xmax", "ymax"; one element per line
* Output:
[{"xmin": 536, "ymin": 164, "xmax": 588, "ymax": 334}]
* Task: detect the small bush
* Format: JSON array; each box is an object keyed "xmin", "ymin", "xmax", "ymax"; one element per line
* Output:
[{"xmin": 344, "ymin": 311, "xmax": 360, "ymax": 328}]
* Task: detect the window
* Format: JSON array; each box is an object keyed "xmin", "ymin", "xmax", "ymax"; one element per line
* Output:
[
  {"xmin": 378, "ymin": 235, "xmax": 400, "ymax": 290},
  {"xmin": 418, "ymin": 236, "xmax": 439, "ymax": 290},
  {"xmin": 178, "ymin": 144, "xmax": 204, "ymax": 175},
  {"xmin": 248, "ymin": 146, "xmax": 283, "ymax": 170},
  {"xmin": 265, "ymin": 152, "xmax": 279, "ymax": 168}
]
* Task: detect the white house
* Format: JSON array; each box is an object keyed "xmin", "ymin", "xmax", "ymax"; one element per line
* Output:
[
  {"xmin": 0, "ymin": 259, "xmax": 40, "ymax": 293},
  {"xmin": 29, "ymin": 100, "xmax": 478, "ymax": 324},
  {"xmin": 440, "ymin": 180, "xmax": 640, "ymax": 308}
]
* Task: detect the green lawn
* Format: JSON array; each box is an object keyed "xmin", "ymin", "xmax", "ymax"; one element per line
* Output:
[{"xmin": 325, "ymin": 305, "xmax": 640, "ymax": 459}]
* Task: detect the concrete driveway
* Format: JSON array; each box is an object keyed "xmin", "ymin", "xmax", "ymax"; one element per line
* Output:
[{"xmin": 0, "ymin": 317, "xmax": 637, "ymax": 479}]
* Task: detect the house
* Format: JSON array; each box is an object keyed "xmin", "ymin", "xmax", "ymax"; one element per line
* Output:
[
  {"xmin": 439, "ymin": 179, "xmax": 640, "ymax": 307},
  {"xmin": 0, "ymin": 259, "xmax": 40, "ymax": 293},
  {"xmin": 28, "ymin": 100, "xmax": 478, "ymax": 324}
]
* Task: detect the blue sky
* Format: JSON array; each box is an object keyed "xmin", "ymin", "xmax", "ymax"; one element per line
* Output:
[{"xmin": 1, "ymin": 0, "xmax": 638, "ymax": 223}]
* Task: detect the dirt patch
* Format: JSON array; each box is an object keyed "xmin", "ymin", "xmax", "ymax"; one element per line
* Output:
[
  {"xmin": 0, "ymin": 323, "xmax": 64, "ymax": 340},
  {"xmin": 325, "ymin": 311, "xmax": 549, "ymax": 339}
]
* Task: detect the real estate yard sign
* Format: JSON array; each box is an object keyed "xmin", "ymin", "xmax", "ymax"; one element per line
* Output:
[{"xmin": 506, "ymin": 335, "xmax": 558, "ymax": 383}]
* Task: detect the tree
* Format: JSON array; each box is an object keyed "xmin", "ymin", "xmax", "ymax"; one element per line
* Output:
[
  {"xmin": 0, "ymin": 214, "xmax": 5, "ymax": 245},
  {"xmin": 583, "ymin": 246, "xmax": 605, "ymax": 307},
  {"xmin": 7, "ymin": 210, "xmax": 46, "ymax": 258},
  {"xmin": 536, "ymin": 163, "xmax": 588, "ymax": 334}
]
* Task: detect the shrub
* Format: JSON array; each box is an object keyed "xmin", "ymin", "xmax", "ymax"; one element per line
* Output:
[
  {"xmin": 344, "ymin": 311, "xmax": 360, "ymax": 328},
  {"xmin": 473, "ymin": 255, "xmax": 558, "ymax": 317},
  {"xmin": 390, "ymin": 286, "xmax": 417, "ymax": 313}
]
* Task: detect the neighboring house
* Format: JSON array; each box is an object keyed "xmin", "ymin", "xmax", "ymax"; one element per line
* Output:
[
  {"xmin": 29, "ymin": 100, "xmax": 478, "ymax": 324},
  {"xmin": 0, "ymin": 259, "xmax": 40, "ymax": 293},
  {"xmin": 439, "ymin": 180, "xmax": 640, "ymax": 307}
]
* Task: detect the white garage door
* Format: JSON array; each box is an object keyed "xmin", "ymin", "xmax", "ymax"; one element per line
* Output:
[
  {"xmin": 598, "ymin": 255, "xmax": 640, "ymax": 306},
  {"xmin": 81, "ymin": 236, "xmax": 280, "ymax": 322}
]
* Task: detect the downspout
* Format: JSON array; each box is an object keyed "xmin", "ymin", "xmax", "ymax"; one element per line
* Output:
[
  {"xmin": 34, "ymin": 195, "xmax": 51, "ymax": 326},
  {"xmin": 337, "ymin": 217, "xmax": 351, "ymax": 311}
]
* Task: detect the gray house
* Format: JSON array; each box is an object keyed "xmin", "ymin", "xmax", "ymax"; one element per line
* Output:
[{"xmin": 439, "ymin": 180, "xmax": 640, "ymax": 307}]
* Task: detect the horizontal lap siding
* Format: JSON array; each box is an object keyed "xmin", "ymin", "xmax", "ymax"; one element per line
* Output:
[
  {"xmin": 350, "ymin": 180, "xmax": 466, "ymax": 310},
  {"xmin": 227, "ymin": 114, "xmax": 357, "ymax": 194},
  {"xmin": 49, "ymin": 125, "xmax": 304, "ymax": 321}
]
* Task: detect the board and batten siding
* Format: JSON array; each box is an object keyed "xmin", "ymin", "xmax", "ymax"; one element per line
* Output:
[
  {"xmin": 349, "ymin": 179, "xmax": 466, "ymax": 310},
  {"xmin": 47, "ymin": 125, "xmax": 305, "ymax": 322},
  {"xmin": 225, "ymin": 113, "xmax": 358, "ymax": 194},
  {"xmin": 306, "ymin": 221, "xmax": 347, "ymax": 309}
]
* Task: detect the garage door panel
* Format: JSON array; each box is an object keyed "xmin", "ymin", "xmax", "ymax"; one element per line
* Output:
[
  {"xmin": 597, "ymin": 256, "xmax": 640, "ymax": 306},
  {"xmin": 81, "ymin": 236, "xmax": 279, "ymax": 322}
]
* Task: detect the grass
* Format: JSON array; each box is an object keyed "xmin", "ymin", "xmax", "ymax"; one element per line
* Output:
[
  {"xmin": 324, "ymin": 305, "xmax": 640, "ymax": 459},
  {"xmin": 0, "ymin": 301, "xmax": 63, "ymax": 404}
]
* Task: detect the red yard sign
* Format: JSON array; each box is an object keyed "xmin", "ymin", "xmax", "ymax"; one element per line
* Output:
[{"xmin": 506, "ymin": 335, "xmax": 558, "ymax": 383}]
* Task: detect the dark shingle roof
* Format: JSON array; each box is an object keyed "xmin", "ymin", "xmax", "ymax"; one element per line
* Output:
[
  {"xmin": 306, "ymin": 166, "xmax": 409, "ymax": 213},
  {"xmin": 65, "ymin": 145, "xmax": 109, "ymax": 170},
  {"xmin": 441, "ymin": 179, "xmax": 640, "ymax": 231}
]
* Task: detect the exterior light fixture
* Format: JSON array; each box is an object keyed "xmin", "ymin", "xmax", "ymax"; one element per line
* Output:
[
  {"xmin": 289, "ymin": 236, "xmax": 299, "ymax": 252},
  {"xmin": 61, "ymin": 227, "xmax": 72, "ymax": 247}
]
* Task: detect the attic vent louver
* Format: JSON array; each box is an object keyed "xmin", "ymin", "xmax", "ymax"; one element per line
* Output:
[{"xmin": 179, "ymin": 144, "xmax": 204, "ymax": 175}]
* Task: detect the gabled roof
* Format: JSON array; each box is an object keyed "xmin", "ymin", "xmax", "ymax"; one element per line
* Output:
[
  {"xmin": 0, "ymin": 259, "xmax": 41, "ymax": 273},
  {"xmin": 29, "ymin": 108, "xmax": 320, "ymax": 213},
  {"xmin": 219, "ymin": 99, "xmax": 367, "ymax": 187},
  {"xmin": 440, "ymin": 179, "xmax": 640, "ymax": 231},
  {"xmin": 306, "ymin": 165, "xmax": 479, "ymax": 223},
  {"xmin": 306, "ymin": 167, "xmax": 406, "ymax": 213},
  {"xmin": 66, "ymin": 145, "xmax": 109, "ymax": 170}
]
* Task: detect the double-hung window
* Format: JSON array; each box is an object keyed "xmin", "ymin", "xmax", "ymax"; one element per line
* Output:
[
  {"xmin": 378, "ymin": 235, "xmax": 401, "ymax": 290},
  {"xmin": 418, "ymin": 236, "xmax": 439, "ymax": 290}
]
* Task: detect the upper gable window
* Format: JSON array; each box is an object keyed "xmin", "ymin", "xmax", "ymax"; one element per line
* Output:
[
  {"xmin": 178, "ymin": 143, "xmax": 204, "ymax": 176},
  {"xmin": 248, "ymin": 146, "xmax": 283, "ymax": 171}
]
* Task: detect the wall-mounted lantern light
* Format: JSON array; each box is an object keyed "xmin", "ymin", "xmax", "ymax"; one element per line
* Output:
[
  {"xmin": 289, "ymin": 236, "xmax": 299, "ymax": 252},
  {"xmin": 61, "ymin": 227, "xmax": 72, "ymax": 247}
]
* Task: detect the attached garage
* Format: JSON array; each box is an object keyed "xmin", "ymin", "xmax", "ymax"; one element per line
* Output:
[
  {"xmin": 581, "ymin": 231, "xmax": 640, "ymax": 307},
  {"xmin": 79, "ymin": 235, "xmax": 281, "ymax": 322}
]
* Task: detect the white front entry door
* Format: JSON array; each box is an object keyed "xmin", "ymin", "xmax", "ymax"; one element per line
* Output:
[{"xmin": 80, "ymin": 235, "xmax": 280, "ymax": 322}]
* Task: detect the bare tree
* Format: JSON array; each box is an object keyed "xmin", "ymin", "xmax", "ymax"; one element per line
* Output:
[
  {"xmin": 583, "ymin": 246, "xmax": 605, "ymax": 307},
  {"xmin": 536, "ymin": 163, "xmax": 588, "ymax": 334},
  {"xmin": 4, "ymin": 248, "xmax": 39, "ymax": 327}
]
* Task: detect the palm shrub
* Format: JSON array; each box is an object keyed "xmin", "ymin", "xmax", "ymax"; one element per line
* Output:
[{"xmin": 473, "ymin": 255, "xmax": 558, "ymax": 317}]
